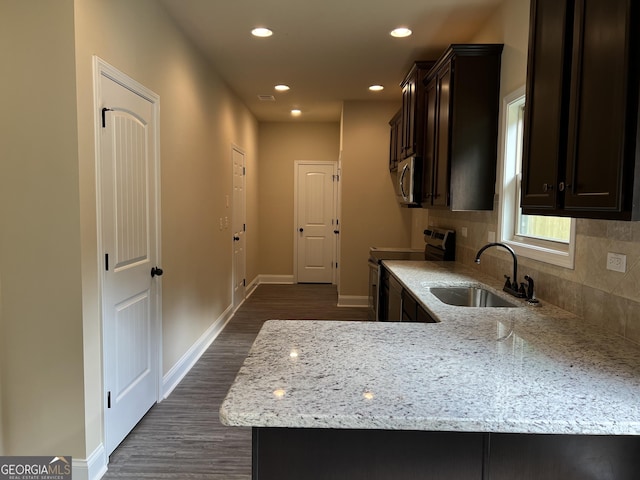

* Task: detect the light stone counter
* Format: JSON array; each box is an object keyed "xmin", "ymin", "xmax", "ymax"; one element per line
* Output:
[{"xmin": 220, "ymin": 261, "xmax": 640, "ymax": 435}]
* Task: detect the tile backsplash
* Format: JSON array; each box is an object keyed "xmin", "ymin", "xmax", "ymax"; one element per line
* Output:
[{"xmin": 412, "ymin": 206, "xmax": 640, "ymax": 345}]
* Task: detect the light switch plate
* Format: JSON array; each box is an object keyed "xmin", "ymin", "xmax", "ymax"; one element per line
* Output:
[
  {"xmin": 461, "ymin": 227, "xmax": 468, "ymax": 238},
  {"xmin": 606, "ymin": 252, "xmax": 627, "ymax": 273}
]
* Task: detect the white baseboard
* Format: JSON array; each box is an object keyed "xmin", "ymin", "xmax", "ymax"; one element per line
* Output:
[
  {"xmin": 161, "ymin": 273, "xmax": 294, "ymax": 400},
  {"xmin": 337, "ymin": 295, "xmax": 368, "ymax": 307},
  {"xmin": 84, "ymin": 278, "xmax": 366, "ymax": 480},
  {"xmin": 72, "ymin": 443, "xmax": 108, "ymax": 480},
  {"xmin": 162, "ymin": 303, "xmax": 235, "ymax": 399},
  {"xmin": 258, "ymin": 274, "xmax": 295, "ymax": 284},
  {"xmin": 246, "ymin": 276, "xmax": 259, "ymax": 297}
]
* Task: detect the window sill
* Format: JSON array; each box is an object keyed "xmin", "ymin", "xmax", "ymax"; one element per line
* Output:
[{"xmin": 503, "ymin": 238, "xmax": 575, "ymax": 270}]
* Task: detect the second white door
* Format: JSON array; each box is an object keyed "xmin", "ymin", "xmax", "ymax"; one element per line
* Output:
[
  {"xmin": 232, "ymin": 146, "xmax": 246, "ymax": 309},
  {"xmin": 295, "ymin": 162, "xmax": 337, "ymax": 283}
]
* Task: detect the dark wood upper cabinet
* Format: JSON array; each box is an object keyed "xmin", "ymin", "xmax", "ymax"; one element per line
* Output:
[
  {"xmin": 389, "ymin": 108, "xmax": 402, "ymax": 171},
  {"xmin": 423, "ymin": 77, "xmax": 437, "ymax": 203},
  {"xmin": 421, "ymin": 44, "xmax": 503, "ymax": 211},
  {"xmin": 521, "ymin": 0, "xmax": 640, "ymax": 220},
  {"xmin": 400, "ymin": 61, "xmax": 435, "ymax": 159},
  {"xmin": 520, "ymin": 0, "xmax": 571, "ymax": 211}
]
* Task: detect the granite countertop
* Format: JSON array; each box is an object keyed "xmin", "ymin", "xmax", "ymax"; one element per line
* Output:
[{"xmin": 220, "ymin": 261, "xmax": 640, "ymax": 435}]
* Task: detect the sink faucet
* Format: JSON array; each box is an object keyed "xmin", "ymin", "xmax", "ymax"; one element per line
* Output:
[{"xmin": 475, "ymin": 243, "xmax": 526, "ymax": 298}]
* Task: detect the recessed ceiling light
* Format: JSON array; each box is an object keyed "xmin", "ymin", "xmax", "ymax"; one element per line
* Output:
[
  {"xmin": 251, "ymin": 27, "xmax": 273, "ymax": 38},
  {"xmin": 291, "ymin": 109, "xmax": 302, "ymax": 117},
  {"xmin": 369, "ymin": 85, "xmax": 384, "ymax": 92},
  {"xmin": 390, "ymin": 27, "xmax": 412, "ymax": 38},
  {"xmin": 275, "ymin": 84, "xmax": 290, "ymax": 92}
]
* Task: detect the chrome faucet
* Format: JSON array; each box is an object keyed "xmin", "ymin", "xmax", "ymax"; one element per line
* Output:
[{"xmin": 475, "ymin": 242, "xmax": 527, "ymax": 298}]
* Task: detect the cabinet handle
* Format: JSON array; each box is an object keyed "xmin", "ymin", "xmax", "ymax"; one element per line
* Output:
[
  {"xmin": 542, "ymin": 183, "xmax": 554, "ymax": 192},
  {"xmin": 558, "ymin": 182, "xmax": 565, "ymax": 192}
]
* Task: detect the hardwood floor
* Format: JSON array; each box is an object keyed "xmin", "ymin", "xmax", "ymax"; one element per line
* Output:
[{"xmin": 102, "ymin": 284, "xmax": 369, "ymax": 479}]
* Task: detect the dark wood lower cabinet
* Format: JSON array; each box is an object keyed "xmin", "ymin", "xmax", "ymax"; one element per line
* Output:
[
  {"xmin": 488, "ymin": 433, "xmax": 640, "ymax": 480},
  {"xmin": 253, "ymin": 428, "xmax": 640, "ymax": 480},
  {"xmin": 253, "ymin": 428, "xmax": 485, "ymax": 480}
]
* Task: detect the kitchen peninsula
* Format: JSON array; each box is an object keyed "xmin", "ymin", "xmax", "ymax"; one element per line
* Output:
[{"xmin": 220, "ymin": 261, "xmax": 640, "ymax": 479}]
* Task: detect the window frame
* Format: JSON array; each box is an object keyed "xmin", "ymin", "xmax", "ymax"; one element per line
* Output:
[{"xmin": 497, "ymin": 86, "xmax": 576, "ymax": 269}]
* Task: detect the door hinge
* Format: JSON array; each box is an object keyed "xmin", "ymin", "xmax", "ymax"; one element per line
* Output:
[
  {"xmin": 243, "ymin": 167, "xmax": 246, "ymax": 175},
  {"xmin": 243, "ymin": 279, "xmax": 246, "ymax": 287},
  {"xmin": 101, "ymin": 108, "xmax": 113, "ymax": 128},
  {"xmin": 105, "ymin": 253, "xmax": 109, "ymax": 271},
  {"xmin": 332, "ymin": 174, "xmax": 340, "ymax": 182},
  {"xmin": 243, "ymin": 223, "xmax": 246, "ymax": 232},
  {"xmin": 335, "ymin": 262, "xmax": 338, "ymax": 268},
  {"xmin": 107, "ymin": 391, "xmax": 111, "ymax": 409}
]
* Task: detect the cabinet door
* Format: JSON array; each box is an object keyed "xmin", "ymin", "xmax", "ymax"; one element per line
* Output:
[
  {"xmin": 389, "ymin": 109, "xmax": 402, "ymax": 171},
  {"xmin": 433, "ymin": 63, "xmax": 452, "ymax": 207},
  {"xmin": 563, "ymin": 0, "xmax": 631, "ymax": 213},
  {"xmin": 401, "ymin": 289, "xmax": 417, "ymax": 322},
  {"xmin": 394, "ymin": 115, "xmax": 403, "ymax": 167},
  {"xmin": 422, "ymin": 77, "xmax": 438, "ymax": 203},
  {"xmin": 488, "ymin": 433, "xmax": 640, "ymax": 480},
  {"xmin": 402, "ymin": 75, "xmax": 416, "ymax": 157},
  {"xmin": 416, "ymin": 304, "xmax": 438, "ymax": 323},
  {"xmin": 521, "ymin": 0, "xmax": 572, "ymax": 211},
  {"xmin": 379, "ymin": 269, "xmax": 389, "ymax": 322}
]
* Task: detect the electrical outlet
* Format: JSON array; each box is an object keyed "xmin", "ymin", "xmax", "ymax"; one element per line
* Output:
[
  {"xmin": 606, "ymin": 252, "xmax": 627, "ymax": 273},
  {"xmin": 461, "ymin": 227, "xmax": 468, "ymax": 238}
]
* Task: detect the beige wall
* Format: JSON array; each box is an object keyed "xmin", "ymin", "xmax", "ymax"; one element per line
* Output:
[
  {"xmin": 258, "ymin": 122, "xmax": 340, "ymax": 277},
  {"xmin": 0, "ymin": 0, "xmax": 86, "ymax": 456},
  {"xmin": 74, "ymin": 0, "xmax": 258, "ymax": 458},
  {"xmin": 413, "ymin": 0, "xmax": 640, "ymax": 345},
  {"xmin": 1, "ymin": 0, "xmax": 259, "ymax": 462},
  {"xmin": 340, "ymin": 100, "xmax": 412, "ymax": 298}
]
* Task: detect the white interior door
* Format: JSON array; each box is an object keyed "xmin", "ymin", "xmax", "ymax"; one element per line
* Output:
[
  {"xmin": 97, "ymin": 60, "xmax": 161, "ymax": 456},
  {"xmin": 295, "ymin": 162, "xmax": 336, "ymax": 283},
  {"xmin": 232, "ymin": 146, "xmax": 246, "ymax": 308}
]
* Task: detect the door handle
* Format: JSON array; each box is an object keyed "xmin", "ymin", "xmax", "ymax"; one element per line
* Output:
[
  {"xmin": 400, "ymin": 164, "xmax": 409, "ymax": 198},
  {"xmin": 299, "ymin": 228, "xmax": 304, "ymax": 233},
  {"xmin": 233, "ymin": 236, "xmax": 240, "ymax": 241},
  {"xmin": 151, "ymin": 266, "xmax": 164, "ymax": 278}
]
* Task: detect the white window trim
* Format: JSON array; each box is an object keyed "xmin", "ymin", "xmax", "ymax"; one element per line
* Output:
[{"xmin": 497, "ymin": 86, "xmax": 576, "ymax": 269}]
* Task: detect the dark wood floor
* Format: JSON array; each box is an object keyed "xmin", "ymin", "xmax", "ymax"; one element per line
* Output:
[{"xmin": 102, "ymin": 284, "xmax": 369, "ymax": 479}]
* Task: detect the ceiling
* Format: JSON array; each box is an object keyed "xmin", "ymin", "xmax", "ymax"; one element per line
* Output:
[{"xmin": 159, "ymin": 0, "xmax": 504, "ymax": 122}]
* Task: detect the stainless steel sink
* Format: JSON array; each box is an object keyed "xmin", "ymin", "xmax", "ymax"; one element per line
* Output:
[{"xmin": 428, "ymin": 287, "xmax": 520, "ymax": 308}]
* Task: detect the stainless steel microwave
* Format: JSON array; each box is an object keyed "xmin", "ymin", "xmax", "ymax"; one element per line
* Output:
[{"xmin": 396, "ymin": 156, "xmax": 421, "ymax": 206}]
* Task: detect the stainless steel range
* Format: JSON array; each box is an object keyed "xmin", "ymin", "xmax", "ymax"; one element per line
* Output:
[{"xmin": 367, "ymin": 227, "xmax": 456, "ymax": 321}]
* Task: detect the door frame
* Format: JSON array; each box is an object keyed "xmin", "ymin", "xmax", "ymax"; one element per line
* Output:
[
  {"xmin": 293, "ymin": 160, "xmax": 338, "ymax": 284},
  {"xmin": 93, "ymin": 56, "xmax": 163, "ymax": 449},
  {"xmin": 231, "ymin": 144, "xmax": 246, "ymax": 310}
]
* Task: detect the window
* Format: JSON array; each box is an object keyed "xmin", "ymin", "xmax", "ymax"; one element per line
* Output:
[{"xmin": 498, "ymin": 87, "xmax": 575, "ymax": 269}]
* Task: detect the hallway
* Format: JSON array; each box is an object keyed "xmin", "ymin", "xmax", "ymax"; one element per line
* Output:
[{"xmin": 102, "ymin": 284, "xmax": 369, "ymax": 479}]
